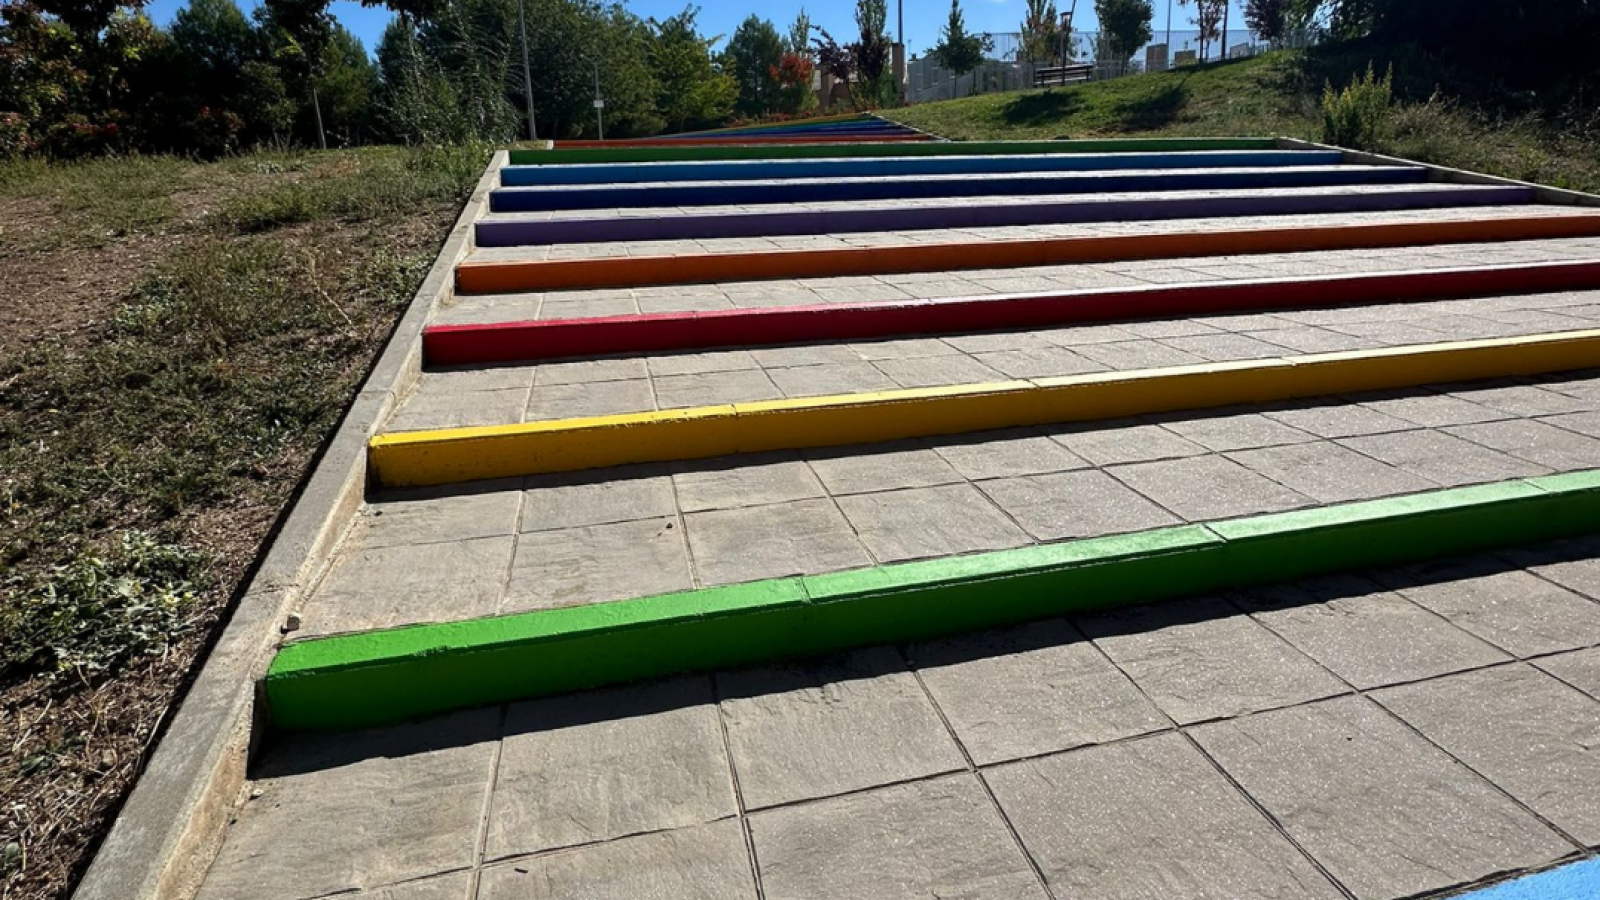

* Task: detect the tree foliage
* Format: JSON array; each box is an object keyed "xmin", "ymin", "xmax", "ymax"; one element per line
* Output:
[
  {"xmin": 1095, "ymin": 0, "xmax": 1152, "ymax": 64},
  {"xmin": 1178, "ymin": 0, "xmax": 1224, "ymax": 60},
  {"xmin": 723, "ymin": 15, "xmax": 783, "ymax": 117},
  {"xmin": 1018, "ymin": 0, "xmax": 1061, "ymax": 65},
  {"xmin": 649, "ymin": 7, "xmax": 735, "ymax": 132},
  {"xmin": 1243, "ymin": 0, "xmax": 1289, "ymax": 42},
  {"xmin": 929, "ymin": 0, "xmax": 990, "ymax": 77}
]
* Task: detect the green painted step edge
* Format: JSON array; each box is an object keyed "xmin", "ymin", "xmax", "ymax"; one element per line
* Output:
[
  {"xmin": 505, "ymin": 137, "xmax": 1280, "ymax": 165},
  {"xmin": 265, "ymin": 471, "xmax": 1600, "ymax": 731}
]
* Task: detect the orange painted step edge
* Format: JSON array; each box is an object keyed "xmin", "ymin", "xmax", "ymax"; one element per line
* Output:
[{"xmin": 456, "ymin": 214, "xmax": 1600, "ymax": 294}]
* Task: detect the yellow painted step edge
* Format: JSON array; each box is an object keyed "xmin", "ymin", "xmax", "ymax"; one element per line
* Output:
[{"xmin": 370, "ymin": 330, "xmax": 1600, "ymax": 487}]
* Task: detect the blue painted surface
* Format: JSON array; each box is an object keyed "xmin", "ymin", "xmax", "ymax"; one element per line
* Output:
[
  {"xmin": 487, "ymin": 166, "xmax": 1428, "ymax": 212},
  {"xmin": 499, "ymin": 150, "xmax": 1348, "ymax": 186},
  {"xmin": 475, "ymin": 184, "xmax": 1535, "ymax": 246},
  {"xmin": 1451, "ymin": 858, "xmax": 1600, "ymax": 900}
]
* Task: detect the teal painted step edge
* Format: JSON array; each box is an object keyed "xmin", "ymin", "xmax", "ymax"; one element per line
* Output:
[
  {"xmin": 265, "ymin": 469, "xmax": 1600, "ymax": 731},
  {"xmin": 506, "ymin": 137, "xmax": 1281, "ymax": 165}
]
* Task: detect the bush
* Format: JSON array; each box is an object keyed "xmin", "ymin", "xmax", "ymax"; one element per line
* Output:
[
  {"xmin": 1322, "ymin": 63, "xmax": 1393, "ymax": 150},
  {"xmin": 1, "ymin": 532, "xmax": 207, "ymax": 679}
]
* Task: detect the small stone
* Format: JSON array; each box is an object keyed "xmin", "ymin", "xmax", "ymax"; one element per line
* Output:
[
  {"xmin": 249, "ymin": 788, "xmax": 264, "ymax": 800},
  {"xmin": 282, "ymin": 612, "xmax": 302, "ymax": 633}
]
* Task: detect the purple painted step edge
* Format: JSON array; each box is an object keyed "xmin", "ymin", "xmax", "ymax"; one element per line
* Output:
[{"xmin": 474, "ymin": 185, "xmax": 1537, "ymax": 247}]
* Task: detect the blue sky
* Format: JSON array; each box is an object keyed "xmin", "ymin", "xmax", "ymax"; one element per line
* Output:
[{"xmin": 141, "ymin": 0, "xmax": 1245, "ymax": 61}]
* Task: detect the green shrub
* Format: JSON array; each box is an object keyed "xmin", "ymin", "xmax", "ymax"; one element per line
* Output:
[
  {"xmin": 1321, "ymin": 63, "xmax": 1394, "ymax": 151},
  {"xmin": 1, "ymin": 532, "xmax": 207, "ymax": 679}
]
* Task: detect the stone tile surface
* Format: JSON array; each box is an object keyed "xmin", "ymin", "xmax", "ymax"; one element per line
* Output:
[
  {"xmin": 834, "ymin": 484, "xmax": 1030, "ymax": 562},
  {"xmin": 1109, "ymin": 454, "xmax": 1313, "ymax": 522},
  {"xmin": 503, "ymin": 518, "xmax": 692, "ymax": 613},
  {"xmin": 1374, "ymin": 665, "xmax": 1600, "ymax": 844},
  {"xmin": 685, "ymin": 498, "xmax": 870, "ymax": 585},
  {"xmin": 716, "ymin": 648, "xmax": 964, "ymax": 809},
  {"xmin": 912, "ymin": 620, "xmax": 1166, "ymax": 764},
  {"xmin": 196, "ymin": 710, "xmax": 498, "ymax": 900},
  {"xmin": 477, "ymin": 821, "xmax": 756, "ymax": 900},
  {"xmin": 487, "ymin": 679, "xmax": 734, "ymax": 858},
  {"xmin": 1192, "ymin": 696, "xmax": 1570, "ymax": 900},
  {"xmin": 988, "ymin": 733, "xmax": 1344, "ymax": 900},
  {"xmin": 1382, "ymin": 558, "xmax": 1600, "ymax": 657},
  {"xmin": 1081, "ymin": 598, "xmax": 1346, "ymax": 724},
  {"xmin": 750, "ymin": 776, "xmax": 1047, "ymax": 900}
]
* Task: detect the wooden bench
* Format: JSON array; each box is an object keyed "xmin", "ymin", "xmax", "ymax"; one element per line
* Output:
[{"xmin": 1032, "ymin": 63, "xmax": 1093, "ymax": 87}]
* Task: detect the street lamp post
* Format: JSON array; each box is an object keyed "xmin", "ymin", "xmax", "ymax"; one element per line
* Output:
[
  {"xmin": 593, "ymin": 61, "xmax": 605, "ymax": 141},
  {"xmin": 517, "ymin": 0, "xmax": 537, "ymax": 140}
]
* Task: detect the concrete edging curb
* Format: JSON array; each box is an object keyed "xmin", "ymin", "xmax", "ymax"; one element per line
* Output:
[
  {"xmin": 264, "ymin": 470, "xmax": 1600, "ymax": 731},
  {"xmin": 1276, "ymin": 136, "xmax": 1600, "ymax": 208},
  {"xmin": 70, "ymin": 150, "xmax": 507, "ymax": 900}
]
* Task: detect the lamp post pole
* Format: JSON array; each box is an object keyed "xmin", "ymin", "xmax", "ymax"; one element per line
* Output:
[
  {"xmin": 517, "ymin": 0, "xmax": 537, "ymax": 140},
  {"xmin": 593, "ymin": 61, "xmax": 604, "ymax": 141}
]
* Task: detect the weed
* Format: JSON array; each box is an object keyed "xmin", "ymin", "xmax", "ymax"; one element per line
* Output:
[
  {"xmin": 0, "ymin": 155, "xmax": 187, "ymax": 248},
  {"xmin": 1322, "ymin": 63, "xmax": 1394, "ymax": 150},
  {"xmin": 1, "ymin": 532, "xmax": 206, "ymax": 679}
]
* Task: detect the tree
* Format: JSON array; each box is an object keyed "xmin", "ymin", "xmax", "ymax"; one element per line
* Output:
[
  {"xmin": 1178, "ymin": 0, "xmax": 1224, "ymax": 60},
  {"xmin": 1018, "ymin": 0, "xmax": 1060, "ymax": 65},
  {"xmin": 259, "ymin": 0, "xmax": 335, "ymax": 146},
  {"xmin": 649, "ymin": 7, "xmax": 734, "ymax": 131},
  {"xmin": 785, "ymin": 7, "xmax": 811, "ymax": 56},
  {"xmin": 1244, "ymin": 0, "xmax": 1289, "ymax": 42},
  {"xmin": 849, "ymin": 0, "xmax": 892, "ymax": 106},
  {"xmin": 929, "ymin": 0, "xmax": 990, "ymax": 81},
  {"xmin": 1094, "ymin": 0, "xmax": 1152, "ymax": 68},
  {"xmin": 724, "ymin": 15, "xmax": 783, "ymax": 117},
  {"xmin": 313, "ymin": 24, "xmax": 378, "ymax": 145}
]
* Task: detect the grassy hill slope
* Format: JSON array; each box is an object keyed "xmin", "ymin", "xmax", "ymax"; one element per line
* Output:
[{"xmin": 886, "ymin": 51, "xmax": 1600, "ymax": 194}]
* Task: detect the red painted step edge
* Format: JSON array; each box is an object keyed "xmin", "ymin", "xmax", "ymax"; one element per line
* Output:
[{"xmin": 423, "ymin": 260, "xmax": 1600, "ymax": 366}]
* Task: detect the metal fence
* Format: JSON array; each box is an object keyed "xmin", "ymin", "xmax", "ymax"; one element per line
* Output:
[{"xmin": 905, "ymin": 28, "xmax": 1321, "ymax": 104}]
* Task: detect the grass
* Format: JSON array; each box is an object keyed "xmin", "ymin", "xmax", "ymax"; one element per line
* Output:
[
  {"xmin": 887, "ymin": 48, "xmax": 1600, "ymax": 195},
  {"xmin": 0, "ymin": 142, "xmax": 486, "ymax": 900}
]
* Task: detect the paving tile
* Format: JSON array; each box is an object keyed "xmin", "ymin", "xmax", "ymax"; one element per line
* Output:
[
  {"xmin": 356, "ymin": 481, "xmax": 522, "ymax": 550},
  {"xmin": 389, "ymin": 387, "xmax": 529, "ymax": 431},
  {"xmin": 930, "ymin": 428, "xmax": 1088, "ymax": 480},
  {"xmin": 195, "ymin": 710, "xmax": 498, "ymax": 900},
  {"xmin": 418, "ymin": 366, "xmax": 535, "ymax": 394},
  {"xmin": 1358, "ymin": 389, "xmax": 1510, "ymax": 428},
  {"xmin": 748, "ymin": 342, "xmax": 862, "ymax": 368},
  {"xmin": 487, "ymin": 678, "xmax": 734, "ymax": 858},
  {"xmin": 716, "ymin": 647, "xmax": 964, "ymax": 809},
  {"xmin": 1507, "ymin": 536, "xmax": 1600, "ymax": 600},
  {"xmin": 1080, "ymin": 597, "xmax": 1345, "ymax": 724},
  {"xmin": 750, "ymin": 775, "xmax": 1046, "ymax": 900},
  {"xmin": 1076, "ymin": 339, "xmax": 1208, "ymax": 370},
  {"xmin": 1380, "ymin": 557, "xmax": 1600, "ymax": 657},
  {"xmin": 1238, "ymin": 576, "xmax": 1510, "ymax": 690},
  {"xmin": 987, "ymin": 732, "xmax": 1344, "ymax": 900},
  {"xmin": 1373, "ymin": 664, "xmax": 1600, "ymax": 844},
  {"xmin": 1263, "ymin": 400, "xmax": 1415, "ymax": 438},
  {"xmin": 525, "ymin": 378, "xmax": 654, "ymax": 421},
  {"xmin": 1154, "ymin": 410, "xmax": 1314, "ymax": 452},
  {"xmin": 671, "ymin": 453, "xmax": 825, "ymax": 512},
  {"xmin": 1537, "ymin": 647, "xmax": 1600, "ymax": 699},
  {"xmin": 941, "ymin": 331, "xmax": 1055, "ymax": 354},
  {"xmin": 806, "ymin": 444, "xmax": 962, "ymax": 494},
  {"xmin": 1542, "ymin": 409, "xmax": 1600, "ymax": 439},
  {"xmin": 646, "ymin": 349, "xmax": 760, "ymax": 377},
  {"xmin": 1448, "ymin": 384, "xmax": 1595, "ymax": 417},
  {"xmin": 532, "ymin": 356, "xmax": 649, "ymax": 387},
  {"xmin": 835, "ymin": 484, "xmax": 1030, "ymax": 563},
  {"xmin": 1446, "ymin": 419, "xmax": 1600, "ymax": 470},
  {"xmin": 1227, "ymin": 441, "xmax": 1435, "ymax": 503},
  {"xmin": 978, "ymin": 469, "xmax": 1179, "ymax": 541},
  {"xmin": 1109, "ymin": 454, "xmax": 1313, "ymax": 521},
  {"xmin": 1246, "ymin": 326, "xmax": 1370, "ymax": 354},
  {"xmin": 1191, "ymin": 696, "xmax": 1570, "ymax": 900},
  {"xmin": 653, "ymin": 368, "xmax": 781, "ymax": 409},
  {"xmin": 766, "ymin": 361, "xmax": 899, "ymax": 396},
  {"xmin": 1118, "ymin": 319, "xmax": 1221, "ymax": 339},
  {"xmin": 971, "ymin": 346, "xmax": 1107, "ymax": 379},
  {"xmin": 685, "ymin": 498, "xmax": 870, "ymax": 585},
  {"xmin": 850, "ymin": 337, "xmax": 963, "ymax": 361},
  {"xmin": 913, "ymin": 619, "xmax": 1166, "ymax": 764},
  {"xmin": 306, "ymin": 536, "xmax": 511, "ymax": 636},
  {"xmin": 1048, "ymin": 420, "xmax": 1208, "ymax": 466},
  {"xmin": 1160, "ymin": 332, "xmax": 1293, "ymax": 362},
  {"xmin": 477, "ymin": 820, "xmax": 755, "ymax": 900},
  {"xmin": 502, "ymin": 518, "xmax": 692, "ymax": 612},
  {"xmin": 1337, "ymin": 428, "xmax": 1549, "ymax": 486},
  {"xmin": 522, "ymin": 465, "xmax": 676, "ymax": 531},
  {"xmin": 352, "ymin": 873, "xmax": 470, "ymax": 900},
  {"xmin": 874, "ymin": 352, "xmax": 1005, "ymax": 387}
]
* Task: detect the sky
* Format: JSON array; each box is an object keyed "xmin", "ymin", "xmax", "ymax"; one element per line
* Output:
[{"xmin": 140, "ymin": 0, "xmax": 1247, "ymax": 62}]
